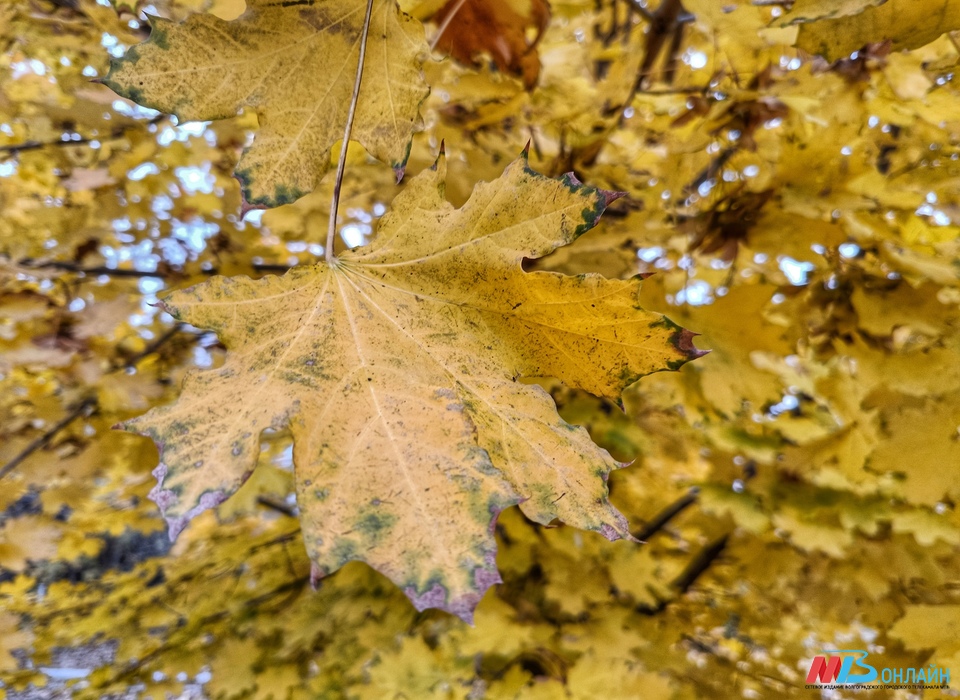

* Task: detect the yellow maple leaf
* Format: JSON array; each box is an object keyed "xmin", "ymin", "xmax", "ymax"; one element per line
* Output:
[
  {"xmin": 870, "ymin": 391, "xmax": 960, "ymax": 506},
  {"xmin": 122, "ymin": 154, "xmax": 701, "ymax": 621},
  {"xmin": 776, "ymin": 0, "xmax": 886, "ymax": 26},
  {"xmin": 103, "ymin": 0, "xmax": 430, "ymax": 207},
  {"xmin": 207, "ymin": 637, "xmax": 259, "ymax": 698},
  {"xmin": 795, "ymin": 0, "xmax": 960, "ymax": 60},
  {"xmin": 889, "ymin": 604, "xmax": 960, "ymax": 657},
  {"xmin": 363, "ymin": 636, "xmax": 458, "ymax": 698}
]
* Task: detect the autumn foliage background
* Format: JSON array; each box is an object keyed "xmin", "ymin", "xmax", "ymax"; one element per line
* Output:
[{"xmin": 3, "ymin": 0, "xmax": 960, "ymax": 697}]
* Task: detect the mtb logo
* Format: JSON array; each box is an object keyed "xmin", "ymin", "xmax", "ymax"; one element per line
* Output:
[{"xmin": 806, "ymin": 650, "xmax": 878, "ymax": 684}]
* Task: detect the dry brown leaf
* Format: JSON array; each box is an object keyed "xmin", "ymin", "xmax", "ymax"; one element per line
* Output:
[{"xmin": 432, "ymin": 0, "xmax": 551, "ymax": 89}]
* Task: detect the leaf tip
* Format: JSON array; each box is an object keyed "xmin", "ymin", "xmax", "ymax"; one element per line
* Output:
[
  {"xmin": 148, "ymin": 462, "xmax": 230, "ymax": 542},
  {"xmin": 561, "ymin": 170, "xmax": 581, "ymax": 188},
  {"xmin": 431, "ymin": 141, "xmax": 447, "ymax": 171},
  {"xmin": 393, "ymin": 164, "xmax": 407, "ymax": 185},
  {"xmin": 520, "ymin": 140, "xmax": 531, "ymax": 160},
  {"xmin": 239, "ymin": 197, "xmax": 266, "ymax": 220},
  {"xmin": 599, "ymin": 518, "xmax": 637, "ymax": 543},
  {"xmin": 150, "ymin": 298, "xmax": 176, "ymax": 318},
  {"xmin": 652, "ymin": 317, "xmax": 708, "ymax": 368},
  {"xmin": 406, "ymin": 581, "xmax": 451, "ymax": 613},
  {"xmin": 310, "ymin": 561, "xmax": 325, "ymax": 590},
  {"xmin": 601, "ymin": 188, "xmax": 627, "ymax": 207},
  {"xmin": 403, "ymin": 550, "xmax": 502, "ymax": 625},
  {"xmin": 674, "ymin": 328, "xmax": 708, "ymax": 361}
]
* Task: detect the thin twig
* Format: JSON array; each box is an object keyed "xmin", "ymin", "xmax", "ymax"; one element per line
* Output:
[
  {"xmin": 0, "ymin": 137, "xmax": 93, "ymax": 156},
  {"xmin": 256, "ymin": 495, "xmax": 297, "ymax": 517},
  {"xmin": 0, "ymin": 114, "xmax": 165, "ymax": 160},
  {"xmin": 641, "ymin": 85, "xmax": 712, "ymax": 95},
  {"xmin": 672, "ymin": 532, "xmax": 728, "ymax": 593},
  {"xmin": 0, "ymin": 323, "xmax": 188, "ymax": 480},
  {"xmin": 620, "ymin": 0, "xmax": 691, "ymax": 123},
  {"xmin": 0, "ymin": 397, "xmax": 97, "ymax": 480},
  {"xmin": 326, "ymin": 0, "xmax": 376, "ymax": 265},
  {"xmin": 633, "ymin": 487, "xmax": 699, "ymax": 541},
  {"xmin": 680, "ymin": 630, "xmax": 795, "ymax": 691},
  {"xmin": 18, "ymin": 259, "xmax": 164, "ymax": 278},
  {"xmin": 430, "ymin": 0, "xmax": 469, "ymax": 51},
  {"xmin": 117, "ymin": 323, "xmax": 185, "ymax": 370},
  {"xmin": 635, "ymin": 531, "xmax": 730, "ymax": 615},
  {"xmin": 105, "ymin": 574, "xmax": 310, "ymax": 686},
  {"xmin": 250, "ymin": 528, "xmax": 302, "ymax": 552},
  {"xmin": 250, "ymin": 262, "xmax": 292, "ymax": 274},
  {"xmin": 683, "ymin": 146, "xmax": 737, "ymax": 196},
  {"xmin": 14, "ymin": 258, "xmax": 293, "ymax": 279}
]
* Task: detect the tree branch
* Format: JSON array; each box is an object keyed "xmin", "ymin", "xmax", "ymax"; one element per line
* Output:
[
  {"xmin": 0, "ymin": 397, "xmax": 97, "ymax": 480},
  {"xmin": 671, "ymin": 532, "xmax": 728, "ymax": 593},
  {"xmin": 0, "ymin": 323, "xmax": 188, "ymax": 480},
  {"xmin": 116, "ymin": 323, "xmax": 185, "ymax": 370},
  {"xmin": 635, "ymin": 531, "xmax": 730, "ymax": 615},
  {"xmin": 256, "ymin": 495, "xmax": 298, "ymax": 517},
  {"xmin": 14, "ymin": 258, "xmax": 294, "ymax": 279},
  {"xmin": 18, "ymin": 259, "xmax": 165, "ymax": 278},
  {"xmin": 0, "ymin": 137, "xmax": 94, "ymax": 156},
  {"xmin": 633, "ymin": 487, "xmax": 699, "ymax": 541},
  {"xmin": 0, "ymin": 115, "xmax": 165, "ymax": 159}
]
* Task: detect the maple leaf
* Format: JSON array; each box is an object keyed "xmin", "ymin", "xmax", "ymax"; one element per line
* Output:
[
  {"xmin": 122, "ymin": 153, "xmax": 701, "ymax": 621},
  {"xmin": 776, "ymin": 0, "xmax": 886, "ymax": 26},
  {"xmin": 103, "ymin": 0, "xmax": 430, "ymax": 208},
  {"xmin": 792, "ymin": 0, "xmax": 960, "ymax": 60},
  {"xmin": 431, "ymin": 0, "xmax": 550, "ymax": 90}
]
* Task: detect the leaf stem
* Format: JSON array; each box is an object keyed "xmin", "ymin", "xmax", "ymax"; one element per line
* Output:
[{"xmin": 326, "ymin": 0, "xmax": 377, "ymax": 265}]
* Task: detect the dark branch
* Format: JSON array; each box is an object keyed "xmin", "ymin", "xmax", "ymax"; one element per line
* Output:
[
  {"xmin": 250, "ymin": 529, "xmax": 302, "ymax": 552},
  {"xmin": 18, "ymin": 259, "xmax": 166, "ymax": 278},
  {"xmin": 633, "ymin": 487, "xmax": 699, "ymax": 541},
  {"xmin": 0, "ymin": 397, "xmax": 97, "ymax": 480},
  {"xmin": 0, "ymin": 322, "xmax": 188, "ymax": 480},
  {"xmin": 15, "ymin": 258, "xmax": 294, "ymax": 279},
  {"xmin": 0, "ymin": 114, "xmax": 166, "ymax": 159},
  {"xmin": 683, "ymin": 146, "xmax": 737, "ymax": 196},
  {"xmin": 0, "ymin": 137, "xmax": 94, "ymax": 156},
  {"xmin": 635, "ymin": 531, "xmax": 730, "ymax": 615},
  {"xmin": 117, "ymin": 323, "xmax": 185, "ymax": 370},
  {"xmin": 672, "ymin": 532, "xmax": 729, "ymax": 593},
  {"xmin": 257, "ymin": 495, "xmax": 298, "ymax": 517}
]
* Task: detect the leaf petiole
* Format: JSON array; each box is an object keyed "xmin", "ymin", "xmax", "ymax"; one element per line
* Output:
[{"xmin": 326, "ymin": 0, "xmax": 377, "ymax": 265}]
